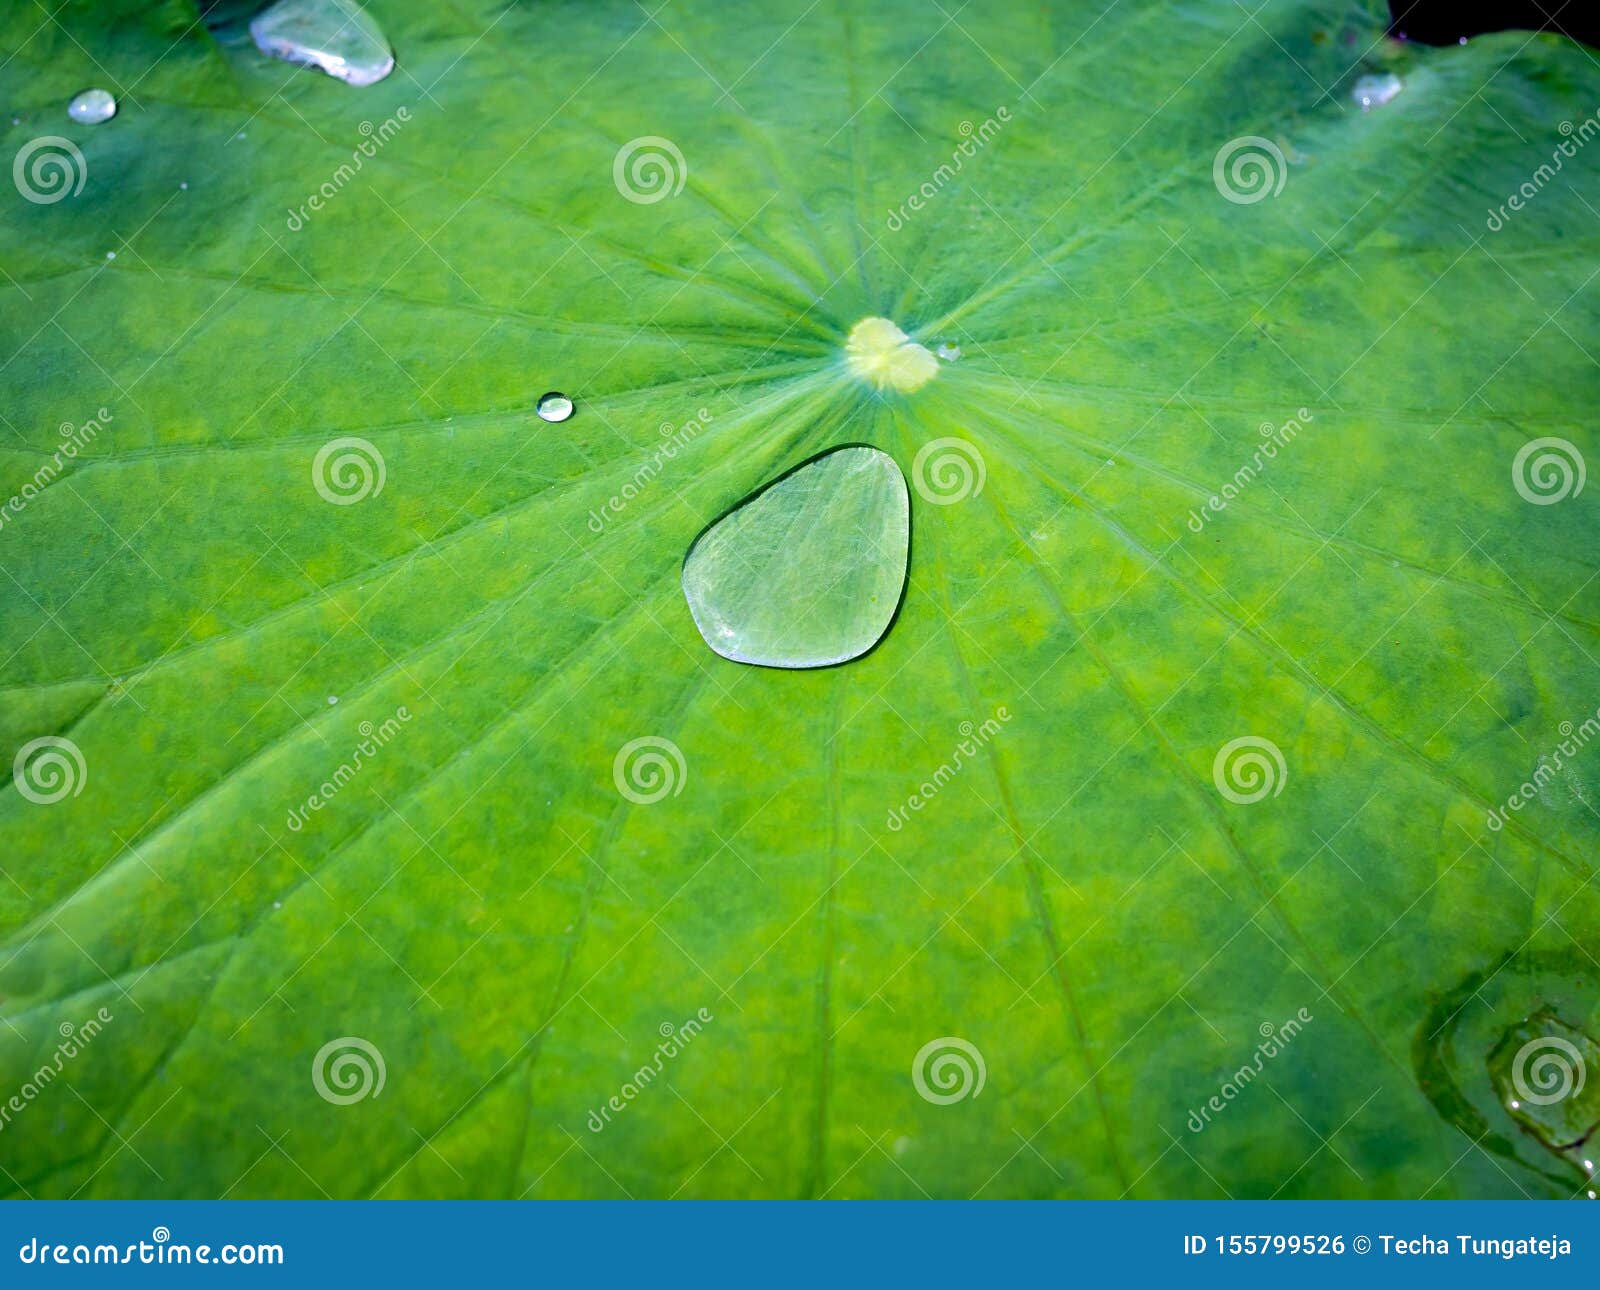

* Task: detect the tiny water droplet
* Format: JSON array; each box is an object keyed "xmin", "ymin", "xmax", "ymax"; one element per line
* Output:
[
  {"xmin": 536, "ymin": 392, "xmax": 574, "ymax": 422},
  {"xmin": 104, "ymin": 251, "xmax": 115, "ymax": 260},
  {"xmin": 67, "ymin": 88, "xmax": 116, "ymax": 125},
  {"xmin": 1353, "ymin": 73, "xmax": 1403, "ymax": 111},
  {"xmin": 935, "ymin": 341, "xmax": 961, "ymax": 362},
  {"xmin": 326, "ymin": 695, "xmax": 338, "ymax": 705},
  {"xmin": 250, "ymin": 0, "xmax": 396, "ymax": 87},
  {"xmin": 180, "ymin": 181, "xmax": 189, "ymax": 190}
]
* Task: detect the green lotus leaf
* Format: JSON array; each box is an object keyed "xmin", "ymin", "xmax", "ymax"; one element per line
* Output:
[{"xmin": 1, "ymin": 0, "xmax": 1597, "ymax": 1199}]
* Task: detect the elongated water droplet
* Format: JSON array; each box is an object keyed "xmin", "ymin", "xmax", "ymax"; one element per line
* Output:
[
  {"xmin": 682, "ymin": 445, "xmax": 909, "ymax": 669},
  {"xmin": 1352, "ymin": 73, "xmax": 1403, "ymax": 111},
  {"xmin": 250, "ymin": 0, "xmax": 395, "ymax": 87},
  {"xmin": 536, "ymin": 392, "xmax": 574, "ymax": 423},
  {"xmin": 67, "ymin": 89, "xmax": 116, "ymax": 125}
]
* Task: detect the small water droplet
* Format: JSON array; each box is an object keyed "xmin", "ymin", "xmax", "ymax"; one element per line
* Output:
[
  {"xmin": 250, "ymin": 0, "xmax": 396, "ymax": 87},
  {"xmin": 180, "ymin": 181, "xmax": 188, "ymax": 190},
  {"xmin": 682, "ymin": 445, "xmax": 909, "ymax": 669},
  {"xmin": 326, "ymin": 695, "xmax": 338, "ymax": 705},
  {"xmin": 935, "ymin": 340, "xmax": 962, "ymax": 362},
  {"xmin": 1353, "ymin": 73, "xmax": 1403, "ymax": 111},
  {"xmin": 105, "ymin": 251, "xmax": 115, "ymax": 260},
  {"xmin": 536, "ymin": 392, "xmax": 574, "ymax": 423},
  {"xmin": 67, "ymin": 88, "xmax": 116, "ymax": 125}
]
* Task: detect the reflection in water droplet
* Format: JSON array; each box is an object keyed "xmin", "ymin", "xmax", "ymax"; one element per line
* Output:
[
  {"xmin": 682, "ymin": 445, "xmax": 909, "ymax": 669},
  {"xmin": 67, "ymin": 89, "xmax": 116, "ymax": 125},
  {"xmin": 536, "ymin": 392, "xmax": 574, "ymax": 422},
  {"xmin": 935, "ymin": 341, "xmax": 962, "ymax": 362},
  {"xmin": 1353, "ymin": 73, "xmax": 1403, "ymax": 111},
  {"xmin": 249, "ymin": 0, "xmax": 395, "ymax": 87}
]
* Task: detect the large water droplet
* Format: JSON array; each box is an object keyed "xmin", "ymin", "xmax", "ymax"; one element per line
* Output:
[
  {"xmin": 1352, "ymin": 73, "xmax": 1403, "ymax": 111},
  {"xmin": 536, "ymin": 392, "xmax": 574, "ymax": 423},
  {"xmin": 67, "ymin": 89, "xmax": 116, "ymax": 125},
  {"xmin": 935, "ymin": 341, "xmax": 962, "ymax": 362},
  {"xmin": 682, "ymin": 445, "xmax": 909, "ymax": 669},
  {"xmin": 1487, "ymin": 1009, "xmax": 1600, "ymax": 1157},
  {"xmin": 250, "ymin": 0, "xmax": 395, "ymax": 87}
]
